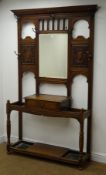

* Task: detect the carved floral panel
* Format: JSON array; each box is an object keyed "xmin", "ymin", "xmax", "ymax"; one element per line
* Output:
[
  {"xmin": 71, "ymin": 45, "xmax": 88, "ymax": 67},
  {"xmin": 21, "ymin": 45, "xmax": 35, "ymax": 64}
]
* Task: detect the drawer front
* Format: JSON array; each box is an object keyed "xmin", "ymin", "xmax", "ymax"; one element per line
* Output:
[
  {"xmin": 44, "ymin": 101, "xmax": 59, "ymax": 110},
  {"xmin": 26, "ymin": 100, "xmax": 59, "ymax": 110}
]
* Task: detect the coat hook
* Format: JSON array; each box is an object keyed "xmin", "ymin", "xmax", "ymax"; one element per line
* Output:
[
  {"xmin": 14, "ymin": 51, "xmax": 21, "ymax": 56},
  {"xmin": 32, "ymin": 28, "xmax": 36, "ymax": 33}
]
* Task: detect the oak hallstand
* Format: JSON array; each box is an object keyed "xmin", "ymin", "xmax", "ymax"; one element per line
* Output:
[{"xmin": 6, "ymin": 5, "xmax": 98, "ymax": 168}]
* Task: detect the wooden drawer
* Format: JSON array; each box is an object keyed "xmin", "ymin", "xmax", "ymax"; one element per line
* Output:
[
  {"xmin": 26, "ymin": 100, "xmax": 59, "ymax": 110},
  {"xmin": 25, "ymin": 94, "xmax": 71, "ymax": 111}
]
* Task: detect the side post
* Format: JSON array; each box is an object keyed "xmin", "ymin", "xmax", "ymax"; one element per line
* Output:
[{"xmin": 6, "ymin": 100, "xmax": 11, "ymax": 153}]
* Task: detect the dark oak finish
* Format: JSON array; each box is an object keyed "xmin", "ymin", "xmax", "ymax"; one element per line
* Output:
[
  {"xmin": 11, "ymin": 5, "xmax": 97, "ymax": 16},
  {"xmin": 6, "ymin": 5, "xmax": 97, "ymax": 168}
]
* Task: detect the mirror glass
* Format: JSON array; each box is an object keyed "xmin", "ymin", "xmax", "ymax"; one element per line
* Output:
[{"xmin": 39, "ymin": 34, "xmax": 68, "ymax": 78}]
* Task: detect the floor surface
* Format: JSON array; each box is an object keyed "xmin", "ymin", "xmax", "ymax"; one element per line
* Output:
[{"xmin": 0, "ymin": 143, "xmax": 106, "ymax": 175}]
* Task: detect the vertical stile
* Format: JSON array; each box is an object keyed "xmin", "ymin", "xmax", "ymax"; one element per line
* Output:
[
  {"xmin": 47, "ymin": 19, "xmax": 49, "ymax": 30},
  {"xmin": 63, "ymin": 18, "xmax": 66, "ymax": 30},
  {"xmin": 52, "ymin": 19, "xmax": 55, "ymax": 30},
  {"xmin": 57, "ymin": 19, "xmax": 60, "ymax": 30},
  {"xmin": 39, "ymin": 19, "xmax": 41, "ymax": 31},
  {"xmin": 42, "ymin": 19, "xmax": 44, "ymax": 31}
]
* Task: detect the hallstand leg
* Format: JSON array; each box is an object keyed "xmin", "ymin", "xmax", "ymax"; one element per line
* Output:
[
  {"xmin": 19, "ymin": 111, "xmax": 23, "ymax": 141},
  {"xmin": 7, "ymin": 109, "xmax": 11, "ymax": 153},
  {"xmin": 79, "ymin": 119, "xmax": 84, "ymax": 168},
  {"xmin": 87, "ymin": 116, "xmax": 92, "ymax": 161}
]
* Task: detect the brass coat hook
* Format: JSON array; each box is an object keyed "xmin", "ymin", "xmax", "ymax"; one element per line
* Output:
[
  {"xmin": 14, "ymin": 51, "xmax": 21, "ymax": 56},
  {"xmin": 32, "ymin": 28, "xmax": 36, "ymax": 33}
]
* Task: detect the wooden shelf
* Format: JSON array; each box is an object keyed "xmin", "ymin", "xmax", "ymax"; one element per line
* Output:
[
  {"xmin": 7, "ymin": 100, "xmax": 90, "ymax": 120},
  {"xmin": 10, "ymin": 141, "xmax": 89, "ymax": 165}
]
